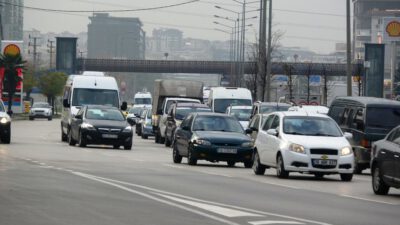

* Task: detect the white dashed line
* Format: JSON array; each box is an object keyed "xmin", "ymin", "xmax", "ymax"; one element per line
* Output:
[{"xmin": 340, "ymin": 194, "xmax": 398, "ymax": 205}]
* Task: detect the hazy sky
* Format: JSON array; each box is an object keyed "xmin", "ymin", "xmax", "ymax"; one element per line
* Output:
[{"xmin": 24, "ymin": 0, "xmax": 349, "ymax": 54}]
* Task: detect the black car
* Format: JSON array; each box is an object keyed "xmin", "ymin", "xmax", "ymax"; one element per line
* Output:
[
  {"xmin": 173, "ymin": 112, "xmax": 254, "ymax": 167},
  {"xmin": 68, "ymin": 105, "xmax": 134, "ymax": 150},
  {"xmin": 371, "ymin": 125, "xmax": 400, "ymax": 195},
  {"xmin": 328, "ymin": 97, "xmax": 400, "ymax": 173},
  {"xmin": 165, "ymin": 102, "xmax": 211, "ymax": 147},
  {"xmin": 0, "ymin": 100, "xmax": 11, "ymax": 144}
]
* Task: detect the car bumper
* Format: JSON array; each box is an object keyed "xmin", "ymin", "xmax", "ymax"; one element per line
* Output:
[
  {"xmin": 82, "ymin": 130, "xmax": 133, "ymax": 146},
  {"xmin": 192, "ymin": 144, "xmax": 253, "ymax": 162},
  {"xmin": 30, "ymin": 112, "xmax": 51, "ymax": 118},
  {"xmin": 0, "ymin": 123, "xmax": 10, "ymax": 135},
  {"xmin": 142, "ymin": 126, "xmax": 154, "ymax": 136},
  {"xmin": 282, "ymin": 150, "xmax": 354, "ymax": 174}
]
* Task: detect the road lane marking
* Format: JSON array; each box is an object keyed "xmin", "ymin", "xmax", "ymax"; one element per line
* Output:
[
  {"xmin": 72, "ymin": 171, "xmax": 241, "ymax": 225},
  {"xmin": 256, "ymin": 180, "xmax": 300, "ymax": 190},
  {"xmin": 70, "ymin": 172, "xmax": 331, "ymax": 225},
  {"xmin": 340, "ymin": 194, "xmax": 398, "ymax": 205},
  {"xmin": 155, "ymin": 193, "xmax": 262, "ymax": 218},
  {"xmin": 249, "ymin": 221, "xmax": 304, "ymax": 225},
  {"xmin": 163, "ymin": 164, "xmax": 233, "ymax": 178}
]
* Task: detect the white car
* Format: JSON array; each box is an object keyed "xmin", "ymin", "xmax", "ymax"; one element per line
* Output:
[
  {"xmin": 253, "ymin": 111, "xmax": 354, "ymax": 181},
  {"xmin": 288, "ymin": 105, "xmax": 329, "ymax": 114},
  {"xmin": 226, "ymin": 105, "xmax": 252, "ymax": 129},
  {"xmin": 29, "ymin": 102, "xmax": 52, "ymax": 120}
]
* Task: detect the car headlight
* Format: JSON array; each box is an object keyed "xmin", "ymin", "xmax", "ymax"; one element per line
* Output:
[
  {"xmin": 340, "ymin": 146, "xmax": 352, "ymax": 156},
  {"xmin": 81, "ymin": 123, "xmax": 95, "ymax": 130},
  {"xmin": 0, "ymin": 117, "xmax": 10, "ymax": 124},
  {"xmin": 289, "ymin": 143, "xmax": 306, "ymax": 154},
  {"xmin": 123, "ymin": 126, "xmax": 132, "ymax": 133},
  {"xmin": 194, "ymin": 139, "xmax": 211, "ymax": 146},
  {"xmin": 241, "ymin": 141, "xmax": 254, "ymax": 148}
]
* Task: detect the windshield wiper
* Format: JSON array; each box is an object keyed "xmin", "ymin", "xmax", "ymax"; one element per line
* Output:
[
  {"xmin": 311, "ymin": 133, "xmax": 337, "ymax": 137},
  {"xmin": 285, "ymin": 132, "xmax": 307, "ymax": 135}
]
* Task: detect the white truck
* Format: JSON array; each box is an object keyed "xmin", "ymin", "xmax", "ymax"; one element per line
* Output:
[
  {"xmin": 133, "ymin": 91, "xmax": 152, "ymax": 108},
  {"xmin": 152, "ymin": 80, "xmax": 203, "ymax": 144},
  {"xmin": 207, "ymin": 87, "xmax": 253, "ymax": 113},
  {"xmin": 61, "ymin": 72, "xmax": 126, "ymax": 142}
]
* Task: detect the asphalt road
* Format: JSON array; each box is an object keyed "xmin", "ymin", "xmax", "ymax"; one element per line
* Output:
[{"xmin": 0, "ymin": 119, "xmax": 399, "ymax": 225}]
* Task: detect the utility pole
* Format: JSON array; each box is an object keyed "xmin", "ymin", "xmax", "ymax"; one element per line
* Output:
[
  {"xmin": 258, "ymin": 0, "xmax": 267, "ymax": 101},
  {"xmin": 346, "ymin": 0, "xmax": 352, "ymax": 96},
  {"xmin": 47, "ymin": 39, "xmax": 55, "ymax": 69},
  {"xmin": 265, "ymin": 0, "xmax": 273, "ymax": 101},
  {"xmin": 28, "ymin": 35, "xmax": 40, "ymax": 76},
  {"xmin": 0, "ymin": 4, "xmax": 4, "ymax": 41}
]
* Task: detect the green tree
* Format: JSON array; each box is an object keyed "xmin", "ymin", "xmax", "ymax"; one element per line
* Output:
[
  {"xmin": 22, "ymin": 65, "xmax": 37, "ymax": 100},
  {"xmin": 0, "ymin": 53, "xmax": 25, "ymax": 114},
  {"xmin": 38, "ymin": 72, "xmax": 67, "ymax": 113}
]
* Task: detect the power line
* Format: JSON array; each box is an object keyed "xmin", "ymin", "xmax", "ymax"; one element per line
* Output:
[{"xmin": 4, "ymin": 0, "xmax": 200, "ymax": 13}]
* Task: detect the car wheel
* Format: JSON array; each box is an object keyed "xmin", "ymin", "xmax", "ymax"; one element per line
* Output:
[
  {"xmin": 1, "ymin": 127, "xmax": 11, "ymax": 144},
  {"xmin": 353, "ymin": 162, "xmax": 363, "ymax": 174},
  {"xmin": 29, "ymin": 117, "xmax": 34, "ymax": 120},
  {"xmin": 155, "ymin": 131, "xmax": 160, "ymax": 143},
  {"xmin": 340, "ymin": 173, "xmax": 353, "ymax": 182},
  {"xmin": 372, "ymin": 166, "xmax": 390, "ymax": 195},
  {"xmin": 276, "ymin": 154, "xmax": 289, "ymax": 179},
  {"xmin": 124, "ymin": 143, "xmax": 132, "ymax": 150},
  {"xmin": 314, "ymin": 173, "xmax": 325, "ymax": 179},
  {"xmin": 141, "ymin": 133, "xmax": 148, "ymax": 139},
  {"xmin": 136, "ymin": 127, "xmax": 141, "ymax": 136},
  {"xmin": 113, "ymin": 145, "xmax": 120, "ymax": 149},
  {"xmin": 252, "ymin": 151, "xmax": 266, "ymax": 175},
  {"xmin": 165, "ymin": 131, "xmax": 171, "ymax": 147},
  {"xmin": 244, "ymin": 161, "xmax": 252, "ymax": 168},
  {"xmin": 159, "ymin": 135, "xmax": 165, "ymax": 144},
  {"xmin": 61, "ymin": 127, "xmax": 68, "ymax": 142},
  {"xmin": 48, "ymin": 117, "xmax": 52, "ymax": 121},
  {"xmin": 227, "ymin": 161, "xmax": 236, "ymax": 167},
  {"xmin": 68, "ymin": 129, "xmax": 76, "ymax": 146},
  {"xmin": 172, "ymin": 143, "xmax": 182, "ymax": 164},
  {"xmin": 78, "ymin": 131, "xmax": 87, "ymax": 147},
  {"xmin": 187, "ymin": 144, "xmax": 197, "ymax": 165}
]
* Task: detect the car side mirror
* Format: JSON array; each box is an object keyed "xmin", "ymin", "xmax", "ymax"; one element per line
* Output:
[
  {"xmin": 267, "ymin": 129, "xmax": 278, "ymax": 137},
  {"xmin": 75, "ymin": 114, "xmax": 82, "ymax": 120},
  {"xmin": 121, "ymin": 101, "xmax": 128, "ymax": 111},
  {"xmin": 245, "ymin": 128, "xmax": 253, "ymax": 134},
  {"xmin": 344, "ymin": 132, "xmax": 353, "ymax": 139},
  {"xmin": 63, "ymin": 99, "xmax": 70, "ymax": 108},
  {"xmin": 127, "ymin": 117, "xmax": 135, "ymax": 126}
]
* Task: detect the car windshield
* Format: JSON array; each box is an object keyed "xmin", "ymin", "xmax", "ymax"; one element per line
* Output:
[
  {"xmin": 86, "ymin": 108, "xmax": 125, "ymax": 121},
  {"xmin": 192, "ymin": 115, "xmax": 244, "ymax": 133},
  {"xmin": 134, "ymin": 98, "xmax": 151, "ymax": 105},
  {"xmin": 230, "ymin": 108, "xmax": 251, "ymax": 121},
  {"xmin": 260, "ymin": 105, "xmax": 290, "ymax": 114},
  {"xmin": 32, "ymin": 103, "xmax": 50, "ymax": 108},
  {"xmin": 213, "ymin": 99, "xmax": 252, "ymax": 113},
  {"xmin": 176, "ymin": 107, "xmax": 211, "ymax": 120},
  {"xmin": 165, "ymin": 100, "xmax": 199, "ymax": 114},
  {"xmin": 366, "ymin": 107, "xmax": 400, "ymax": 129},
  {"xmin": 72, "ymin": 88, "xmax": 119, "ymax": 107},
  {"xmin": 283, "ymin": 116, "xmax": 342, "ymax": 137},
  {"xmin": 129, "ymin": 107, "xmax": 144, "ymax": 115}
]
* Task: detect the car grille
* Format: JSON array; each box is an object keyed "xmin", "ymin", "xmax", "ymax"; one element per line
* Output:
[
  {"xmin": 312, "ymin": 164, "xmax": 337, "ymax": 169},
  {"xmin": 35, "ymin": 110, "xmax": 45, "ymax": 113},
  {"xmin": 310, "ymin": 149, "xmax": 338, "ymax": 155},
  {"xmin": 98, "ymin": 128, "xmax": 121, "ymax": 133},
  {"xmin": 213, "ymin": 143, "xmax": 240, "ymax": 147}
]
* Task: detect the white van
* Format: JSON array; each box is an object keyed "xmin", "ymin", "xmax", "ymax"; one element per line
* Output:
[
  {"xmin": 133, "ymin": 91, "xmax": 152, "ymax": 107},
  {"xmin": 208, "ymin": 87, "xmax": 252, "ymax": 113},
  {"xmin": 61, "ymin": 73, "xmax": 124, "ymax": 142}
]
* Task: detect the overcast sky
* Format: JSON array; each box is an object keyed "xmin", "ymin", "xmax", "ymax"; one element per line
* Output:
[{"xmin": 24, "ymin": 0, "xmax": 350, "ymax": 54}]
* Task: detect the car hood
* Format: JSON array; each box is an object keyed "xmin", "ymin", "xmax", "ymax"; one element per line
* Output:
[
  {"xmin": 31, "ymin": 107, "xmax": 51, "ymax": 111},
  {"xmin": 194, "ymin": 131, "xmax": 250, "ymax": 144},
  {"xmin": 85, "ymin": 119, "xmax": 129, "ymax": 129},
  {"xmin": 0, "ymin": 111, "xmax": 10, "ymax": 119},
  {"xmin": 283, "ymin": 134, "xmax": 350, "ymax": 149}
]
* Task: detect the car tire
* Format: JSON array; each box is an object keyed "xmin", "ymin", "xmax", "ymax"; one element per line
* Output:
[
  {"xmin": 141, "ymin": 133, "xmax": 148, "ymax": 139},
  {"xmin": 314, "ymin": 173, "xmax": 324, "ymax": 179},
  {"xmin": 48, "ymin": 117, "xmax": 52, "ymax": 121},
  {"xmin": 173, "ymin": 143, "xmax": 182, "ymax": 164},
  {"xmin": 1, "ymin": 127, "xmax": 11, "ymax": 144},
  {"xmin": 155, "ymin": 131, "xmax": 160, "ymax": 143},
  {"xmin": 244, "ymin": 161, "xmax": 252, "ymax": 168},
  {"xmin": 29, "ymin": 117, "xmax": 34, "ymax": 120},
  {"xmin": 353, "ymin": 163, "xmax": 363, "ymax": 174},
  {"xmin": 187, "ymin": 144, "xmax": 197, "ymax": 166},
  {"xmin": 340, "ymin": 173, "xmax": 353, "ymax": 182},
  {"xmin": 159, "ymin": 135, "xmax": 165, "ymax": 144},
  {"xmin": 165, "ymin": 131, "xmax": 172, "ymax": 147},
  {"xmin": 276, "ymin": 154, "xmax": 289, "ymax": 179},
  {"xmin": 113, "ymin": 145, "xmax": 120, "ymax": 149},
  {"xmin": 372, "ymin": 166, "xmax": 390, "ymax": 195},
  {"xmin": 227, "ymin": 161, "xmax": 236, "ymax": 167},
  {"xmin": 124, "ymin": 143, "xmax": 132, "ymax": 150},
  {"xmin": 68, "ymin": 129, "xmax": 76, "ymax": 146},
  {"xmin": 78, "ymin": 131, "xmax": 87, "ymax": 147},
  {"xmin": 61, "ymin": 126, "xmax": 68, "ymax": 142},
  {"xmin": 252, "ymin": 151, "xmax": 266, "ymax": 175}
]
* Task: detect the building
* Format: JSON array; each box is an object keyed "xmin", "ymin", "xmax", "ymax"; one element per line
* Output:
[
  {"xmin": 87, "ymin": 13, "xmax": 145, "ymax": 59},
  {"xmin": 152, "ymin": 28, "xmax": 183, "ymax": 52},
  {"xmin": 0, "ymin": 0, "xmax": 24, "ymax": 40}
]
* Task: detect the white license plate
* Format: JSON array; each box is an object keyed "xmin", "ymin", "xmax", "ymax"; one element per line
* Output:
[
  {"xmin": 102, "ymin": 134, "xmax": 118, "ymax": 139},
  {"xmin": 313, "ymin": 159, "xmax": 337, "ymax": 166},
  {"xmin": 217, "ymin": 148, "xmax": 237, "ymax": 154}
]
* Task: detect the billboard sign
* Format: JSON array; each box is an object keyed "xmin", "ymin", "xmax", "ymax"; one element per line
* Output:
[{"xmin": 383, "ymin": 17, "xmax": 400, "ymax": 42}]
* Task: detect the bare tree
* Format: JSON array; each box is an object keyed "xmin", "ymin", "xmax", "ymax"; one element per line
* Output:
[{"xmin": 282, "ymin": 63, "xmax": 295, "ymax": 104}]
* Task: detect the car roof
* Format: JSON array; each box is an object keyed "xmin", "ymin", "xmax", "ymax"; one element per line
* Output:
[
  {"xmin": 229, "ymin": 105, "xmax": 252, "ymax": 109},
  {"xmin": 334, "ymin": 96, "xmax": 400, "ymax": 107},
  {"xmin": 175, "ymin": 102, "xmax": 209, "ymax": 108},
  {"xmin": 274, "ymin": 111, "xmax": 330, "ymax": 118},
  {"xmin": 256, "ymin": 102, "xmax": 291, "ymax": 107},
  {"xmin": 192, "ymin": 112, "xmax": 231, "ymax": 117}
]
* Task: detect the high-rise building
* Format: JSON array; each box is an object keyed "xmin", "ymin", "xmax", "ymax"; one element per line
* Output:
[
  {"xmin": 87, "ymin": 13, "xmax": 145, "ymax": 59},
  {"xmin": 152, "ymin": 28, "xmax": 183, "ymax": 52},
  {"xmin": 0, "ymin": 0, "xmax": 24, "ymax": 40}
]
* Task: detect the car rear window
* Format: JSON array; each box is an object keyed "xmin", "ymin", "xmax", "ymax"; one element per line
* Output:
[{"xmin": 366, "ymin": 107, "xmax": 400, "ymax": 129}]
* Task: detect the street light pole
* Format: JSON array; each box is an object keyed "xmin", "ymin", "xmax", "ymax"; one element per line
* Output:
[
  {"xmin": 265, "ymin": 0, "xmax": 273, "ymax": 101},
  {"xmin": 346, "ymin": 0, "xmax": 352, "ymax": 96}
]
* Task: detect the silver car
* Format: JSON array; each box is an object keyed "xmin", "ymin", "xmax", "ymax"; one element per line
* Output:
[{"xmin": 29, "ymin": 102, "xmax": 52, "ymax": 120}]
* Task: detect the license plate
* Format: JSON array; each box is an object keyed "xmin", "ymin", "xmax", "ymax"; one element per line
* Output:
[
  {"xmin": 102, "ymin": 134, "xmax": 118, "ymax": 139},
  {"xmin": 312, "ymin": 159, "xmax": 337, "ymax": 166},
  {"xmin": 217, "ymin": 148, "xmax": 237, "ymax": 154}
]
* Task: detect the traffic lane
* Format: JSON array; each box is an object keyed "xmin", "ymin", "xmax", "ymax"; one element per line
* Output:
[{"xmin": 0, "ymin": 155, "xmax": 226, "ymax": 225}]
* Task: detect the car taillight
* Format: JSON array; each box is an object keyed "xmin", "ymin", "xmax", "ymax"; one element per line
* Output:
[{"xmin": 360, "ymin": 139, "xmax": 370, "ymax": 148}]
